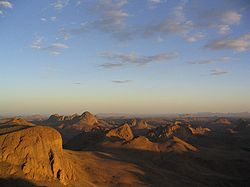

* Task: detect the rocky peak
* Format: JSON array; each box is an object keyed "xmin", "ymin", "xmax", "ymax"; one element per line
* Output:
[
  {"xmin": 79, "ymin": 111, "xmax": 98, "ymax": 125},
  {"xmin": 106, "ymin": 123, "xmax": 134, "ymax": 141}
]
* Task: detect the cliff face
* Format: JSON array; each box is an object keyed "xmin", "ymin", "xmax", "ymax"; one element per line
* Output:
[{"xmin": 0, "ymin": 126, "xmax": 75, "ymax": 185}]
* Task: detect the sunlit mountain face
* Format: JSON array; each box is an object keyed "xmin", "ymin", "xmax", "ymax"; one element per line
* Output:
[{"xmin": 0, "ymin": 0, "xmax": 250, "ymax": 115}]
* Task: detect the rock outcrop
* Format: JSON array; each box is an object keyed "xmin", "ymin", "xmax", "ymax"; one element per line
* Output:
[
  {"xmin": 4, "ymin": 118, "xmax": 34, "ymax": 127},
  {"xmin": 147, "ymin": 124, "xmax": 193, "ymax": 142},
  {"xmin": 212, "ymin": 118, "xmax": 232, "ymax": 125},
  {"xmin": 188, "ymin": 126, "xmax": 211, "ymax": 135},
  {"xmin": 106, "ymin": 123, "xmax": 134, "ymax": 141},
  {"xmin": 0, "ymin": 126, "xmax": 75, "ymax": 185}
]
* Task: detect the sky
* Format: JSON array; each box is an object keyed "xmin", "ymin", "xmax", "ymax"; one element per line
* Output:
[{"xmin": 0, "ymin": 0, "xmax": 250, "ymax": 115}]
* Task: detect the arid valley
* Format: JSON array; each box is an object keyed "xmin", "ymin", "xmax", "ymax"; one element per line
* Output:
[{"xmin": 1, "ymin": 112, "xmax": 250, "ymax": 186}]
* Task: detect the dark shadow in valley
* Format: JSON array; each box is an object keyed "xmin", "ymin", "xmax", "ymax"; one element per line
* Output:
[{"xmin": 0, "ymin": 177, "xmax": 38, "ymax": 187}]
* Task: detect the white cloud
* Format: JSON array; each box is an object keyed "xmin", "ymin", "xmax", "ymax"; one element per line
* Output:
[
  {"xmin": 0, "ymin": 1, "xmax": 12, "ymax": 8},
  {"xmin": 148, "ymin": 0, "xmax": 164, "ymax": 8},
  {"xmin": 50, "ymin": 51, "xmax": 61, "ymax": 56},
  {"xmin": 52, "ymin": 0, "xmax": 69, "ymax": 10},
  {"xmin": 48, "ymin": 43, "xmax": 69, "ymax": 50},
  {"xmin": 40, "ymin": 18, "xmax": 47, "ymax": 22},
  {"xmin": 148, "ymin": 0, "xmax": 162, "ymax": 3},
  {"xmin": 205, "ymin": 33, "xmax": 250, "ymax": 52}
]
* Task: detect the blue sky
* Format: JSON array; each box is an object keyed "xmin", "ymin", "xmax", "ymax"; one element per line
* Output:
[{"xmin": 0, "ymin": 0, "xmax": 250, "ymax": 115}]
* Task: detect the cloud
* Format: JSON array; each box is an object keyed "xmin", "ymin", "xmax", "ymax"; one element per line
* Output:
[
  {"xmin": 148, "ymin": 0, "xmax": 162, "ymax": 3},
  {"xmin": 145, "ymin": 0, "xmax": 193, "ymax": 36},
  {"xmin": 99, "ymin": 63, "xmax": 124, "ymax": 69},
  {"xmin": 61, "ymin": 0, "xmax": 133, "ymax": 40},
  {"xmin": 99, "ymin": 51, "xmax": 178, "ymax": 67},
  {"xmin": 0, "ymin": 0, "xmax": 12, "ymax": 15},
  {"xmin": 90, "ymin": 0, "xmax": 133, "ymax": 40},
  {"xmin": 148, "ymin": 0, "xmax": 164, "ymax": 8},
  {"xmin": 210, "ymin": 69, "xmax": 229, "ymax": 76},
  {"xmin": 205, "ymin": 33, "xmax": 250, "ymax": 52},
  {"xmin": 31, "ymin": 35, "xmax": 69, "ymax": 55},
  {"xmin": 112, "ymin": 80, "xmax": 133, "ymax": 84},
  {"xmin": 220, "ymin": 10, "xmax": 241, "ymax": 25},
  {"xmin": 188, "ymin": 60, "xmax": 213, "ymax": 65},
  {"xmin": 0, "ymin": 1, "xmax": 12, "ymax": 8},
  {"xmin": 40, "ymin": 18, "xmax": 47, "ymax": 22},
  {"xmin": 184, "ymin": 32, "xmax": 205, "ymax": 42},
  {"xmin": 188, "ymin": 56, "xmax": 232, "ymax": 65},
  {"xmin": 30, "ymin": 35, "xmax": 44, "ymax": 49},
  {"xmin": 52, "ymin": 0, "xmax": 69, "ymax": 10},
  {"xmin": 199, "ymin": 10, "xmax": 242, "ymax": 34}
]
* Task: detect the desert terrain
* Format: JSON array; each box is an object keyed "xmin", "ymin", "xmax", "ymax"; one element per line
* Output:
[{"xmin": 0, "ymin": 111, "xmax": 250, "ymax": 187}]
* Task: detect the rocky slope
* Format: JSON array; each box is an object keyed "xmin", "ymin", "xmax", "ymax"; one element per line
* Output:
[
  {"xmin": 0, "ymin": 125, "xmax": 75, "ymax": 185},
  {"xmin": 106, "ymin": 123, "xmax": 134, "ymax": 141}
]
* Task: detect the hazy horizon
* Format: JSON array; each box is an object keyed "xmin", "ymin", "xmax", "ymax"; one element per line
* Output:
[{"xmin": 1, "ymin": 0, "xmax": 250, "ymax": 115}]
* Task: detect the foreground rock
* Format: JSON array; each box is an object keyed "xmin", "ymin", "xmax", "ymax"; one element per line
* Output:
[{"xmin": 0, "ymin": 126, "xmax": 75, "ymax": 185}]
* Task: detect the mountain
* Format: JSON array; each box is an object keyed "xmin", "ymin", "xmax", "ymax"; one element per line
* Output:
[
  {"xmin": 106, "ymin": 123, "xmax": 134, "ymax": 141},
  {"xmin": 3, "ymin": 118, "xmax": 34, "ymax": 127},
  {"xmin": 147, "ymin": 123, "xmax": 193, "ymax": 142}
]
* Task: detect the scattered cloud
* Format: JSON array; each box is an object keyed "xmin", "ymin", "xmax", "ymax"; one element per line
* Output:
[
  {"xmin": 184, "ymin": 32, "xmax": 205, "ymax": 42},
  {"xmin": 145, "ymin": 1, "xmax": 193, "ymax": 36},
  {"xmin": 199, "ymin": 10, "xmax": 242, "ymax": 34},
  {"xmin": 0, "ymin": 0, "xmax": 12, "ymax": 15},
  {"xmin": 99, "ymin": 51, "xmax": 178, "ymax": 68},
  {"xmin": 156, "ymin": 36, "xmax": 164, "ymax": 43},
  {"xmin": 0, "ymin": 1, "xmax": 12, "ymax": 8},
  {"xmin": 220, "ymin": 10, "xmax": 241, "ymax": 25},
  {"xmin": 31, "ymin": 35, "xmax": 69, "ymax": 55},
  {"xmin": 89, "ymin": 0, "xmax": 132, "ymax": 40},
  {"xmin": 99, "ymin": 63, "xmax": 124, "ymax": 69},
  {"xmin": 51, "ymin": 16, "xmax": 57, "ymax": 21},
  {"xmin": 112, "ymin": 80, "xmax": 133, "ymax": 84},
  {"xmin": 52, "ymin": 0, "xmax": 69, "ymax": 10},
  {"xmin": 148, "ymin": 0, "xmax": 165, "ymax": 8},
  {"xmin": 188, "ymin": 60, "xmax": 213, "ymax": 65},
  {"xmin": 210, "ymin": 69, "xmax": 229, "ymax": 76},
  {"xmin": 205, "ymin": 33, "xmax": 250, "ymax": 52},
  {"xmin": 188, "ymin": 56, "xmax": 232, "ymax": 65},
  {"xmin": 40, "ymin": 18, "xmax": 47, "ymax": 22},
  {"xmin": 30, "ymin": 35, "xmax": 44, "ymax": 49},
  {"xmin": 44, "ymin": 43, "xmax": 69, "ymax": 51}
]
